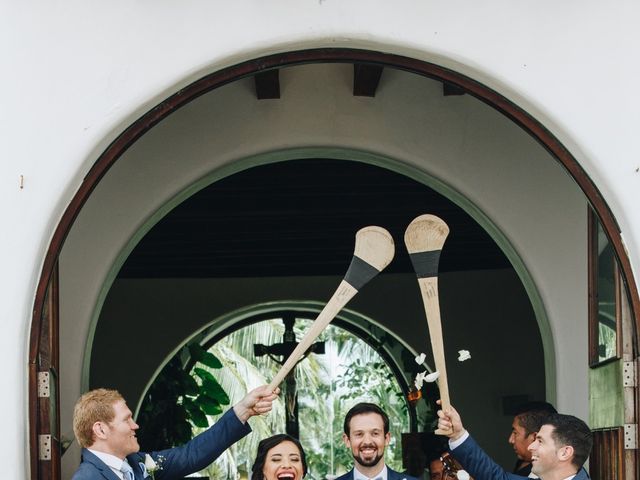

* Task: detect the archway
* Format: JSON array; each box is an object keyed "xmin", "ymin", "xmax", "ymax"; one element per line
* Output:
[
  {"xmin": 29, "ymin": 50, "xmax": 638, "ymax": 479},
  {"xmin": 86, "ymin": 154, "xmax": 544, "ymax": 475}
]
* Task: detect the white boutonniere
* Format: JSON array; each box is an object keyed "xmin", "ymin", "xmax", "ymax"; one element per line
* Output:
[{"xmin": 140, "ymin": 454, "xmax": 164, "ymax": 479}]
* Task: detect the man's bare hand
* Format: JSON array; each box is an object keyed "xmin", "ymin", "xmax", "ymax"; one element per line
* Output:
[
  {"xmin": 435, "ymin": 400, "xmax": 466, "ymax": 441},
  {"xmin": 233, "ymin": 385, "xmax": 280, "ymax": 423}
]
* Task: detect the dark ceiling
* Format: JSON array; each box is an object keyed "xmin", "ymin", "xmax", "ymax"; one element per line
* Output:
[{"xmin": 117, "ymin": 159, "xmax": 511, "ymax": 278}]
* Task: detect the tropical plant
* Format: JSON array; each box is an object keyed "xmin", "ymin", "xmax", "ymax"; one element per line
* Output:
[
  {"xmin": 137, "ymin": 344, "xmax": 230, "ymax": 451},
  {"xmin": 138, "ymin": 316, "xmax": 411, "ymax": 480},
  {"xmin": 199, "ymin": 318, "xmax": 409, "ymax": 480}
]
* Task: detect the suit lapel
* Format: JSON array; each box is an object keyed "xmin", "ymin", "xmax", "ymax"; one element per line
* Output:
[
  {"xmin": 576, "ymin": 467, "xmax": 591, "ymax": 480},
  {"xmin": 127, "ymin": 453, "xmax": 146, "ymax": 479},
  {"xmin": 387, "ymin": 467, "xmax": 407, "ymax": 480},
  {"xmin": 81, "ymin": 449, "xmax": 122, "ymax": 480},
  {"xmin": 346, "ymin": 466, "xmax": 406, "ymax": 480}
]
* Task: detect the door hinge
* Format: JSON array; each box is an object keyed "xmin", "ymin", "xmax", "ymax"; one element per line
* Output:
[
  {"xmin": 39, "ymin": 434, "xmax": 51, "ymax": 460},
  {"xmin": 624, "ymin": 424, "xmax": 637, "ymax": 449},
  {"xmin": 623, "ymin": 361, "xmax": 636, "ymax": 387},
  {"xmin": 37, "ymin": 371, "xmax": 50, "ymax": 398}
]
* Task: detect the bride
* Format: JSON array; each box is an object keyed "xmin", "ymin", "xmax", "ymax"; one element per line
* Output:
[{"xmin": 251, "ymin": 434, "xmax": 308, "ymax": 480}]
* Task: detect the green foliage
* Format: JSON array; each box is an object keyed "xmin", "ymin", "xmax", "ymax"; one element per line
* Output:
[
  {"xmin": 137, "ymin": 345, "xmax": 228, "ymax": 451},
  {"xmin": 300, "ymin": 334, "xmax": 409, "ymax": 479},
  {"xmin": 138, "ymin": 317, "xmax": 412, "ymax": 480},
  {"xmin": 190, "ymin": 344, "xmax": 223, "ymax": 368},
  {"xmin": 200, "ymin": 318, "xmax": 410, "ymax": 480}
]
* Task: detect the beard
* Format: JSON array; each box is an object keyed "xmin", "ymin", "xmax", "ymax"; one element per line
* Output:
[{"xmin": 353, "ymin": 447, "xmax": 384, "ymax": 468}]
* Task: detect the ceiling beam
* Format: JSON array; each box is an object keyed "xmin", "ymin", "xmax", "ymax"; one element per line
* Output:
[
  {"xmin": 443, "ymin": 82, "xmax": 466, "ymax": 96},
  {"xmin": 353, "ymin": 64, "xmax": 383, "ymax": 97},
  {"xmin": 254, "ymin": 70, "xmax": 280, "ymax": 99}
]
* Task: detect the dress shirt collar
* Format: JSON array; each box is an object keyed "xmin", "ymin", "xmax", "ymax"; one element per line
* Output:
[
  {"xmin": 353, "ymin": 463, "xmax": 388, "ymax": 480},
  {"xmin": 87, "ymin": 448, "xmax": 129, "ymax": 480}
]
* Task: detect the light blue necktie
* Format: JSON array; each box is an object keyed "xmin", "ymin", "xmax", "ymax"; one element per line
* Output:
[{"xmin": 120, "ymin": 461, "xmax": 135, "ymax": 480}]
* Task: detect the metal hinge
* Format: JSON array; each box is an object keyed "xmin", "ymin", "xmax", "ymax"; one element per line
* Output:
[
  {"xmin": 623, "ymin": 361, "xmax": 637, "ymax": 387},
  {"xmin": 39, "ymin": 434, "xmax": 51, "ymax": 460},
  {"xmin": 624, "ymin": 424, "xmax": 638, "ymax": 449},
  {"xmin": 37, "ymin": 372, "xmax": 50, "ymax": 398}
]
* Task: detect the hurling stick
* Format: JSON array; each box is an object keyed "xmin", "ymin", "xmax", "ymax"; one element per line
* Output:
[
  {"xmin": 268, "ymin": 226, "xmax": 395, "ymax": 391},
  {"xmin": 404, "ymin": 214, "xmax": 451, "ymax": 410}
]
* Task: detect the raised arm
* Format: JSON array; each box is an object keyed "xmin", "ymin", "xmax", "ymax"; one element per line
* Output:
[
  {"xmin": 151, "ymin": 385, "xmax": 279, "ymax": 479},
  {"xmin": 233, "ymin": 385, "xmax": 279, "ymax": 423},
  {"xmin": 437, "ymin": 402, "xmax": 525, "ymax": 480}
]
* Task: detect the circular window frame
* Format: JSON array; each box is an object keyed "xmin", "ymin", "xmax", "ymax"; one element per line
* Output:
[{"xmin": 137, "ymin": 302, "xmax": 422, "ymax": 431}]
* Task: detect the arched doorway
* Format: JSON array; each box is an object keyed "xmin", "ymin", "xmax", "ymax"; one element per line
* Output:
[
  {"xmin": 86, "ymin": 155, "xmax": 544, "ymax": 473},
  {"xmin": 29, "ymin": 50, "xmax": 639, "ymax": 480}
]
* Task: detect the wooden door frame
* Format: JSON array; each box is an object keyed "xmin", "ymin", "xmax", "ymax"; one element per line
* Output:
[
  {"xmin": 30, "ymin": 263, "xmax": 61, "ymax": 479},
  {"xmin": 28, "ymin": 48, "xmax": 640, "ymax": 479}
]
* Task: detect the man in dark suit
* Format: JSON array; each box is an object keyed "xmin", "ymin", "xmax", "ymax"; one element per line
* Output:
[
  {"xmin": 71, "ymin": 385, "xmax": 278, "ymax": 480},
  {"xmin": 335, "ymin": 403, "xmax": 419, "ymax": 480},
  {"xmin": 437, "ymin": 404, "xmax": 592, "ymax": 480}
]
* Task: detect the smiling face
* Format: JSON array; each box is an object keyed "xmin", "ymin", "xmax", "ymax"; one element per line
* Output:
[
  {"xmin": 528, "ymin": 424, "xmax": 571, "ymax": 477},
  {"xmin": 262, "ymin": 440, "xmax": 304, "ymax": 480},
  {"xmin": 343, "ymin": 412, "xmax": 390, "ymax": 471},
  {"xmin": 509, "ymin": 416, "xmax": 535, "ymax": 461},
  {"xmin": 100, "ymin": 400, "xmax": 140, "ymax": 459}
]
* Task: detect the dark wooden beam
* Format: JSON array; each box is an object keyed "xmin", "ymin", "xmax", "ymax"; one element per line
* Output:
[
  {"xmin": 353, "ymin": 64, "xmax": 383, "ymax": 97},
  {"xmin": 254, "ymin": 70, "xmax": 280, "ymax": 99},
  {"xmin": 443, "ymin": 82, "xmax": 465, "ymax": 96}
]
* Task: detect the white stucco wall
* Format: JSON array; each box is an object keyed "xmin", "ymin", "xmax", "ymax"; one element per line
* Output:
[{"xmin": 2, "ymin": 1, "xmax": 638, "ymax": 477}]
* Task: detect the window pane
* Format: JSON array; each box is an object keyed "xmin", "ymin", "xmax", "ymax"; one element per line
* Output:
[{"xmin": 596, "ymin": 221, "xmax": 617, "ymax": 362}]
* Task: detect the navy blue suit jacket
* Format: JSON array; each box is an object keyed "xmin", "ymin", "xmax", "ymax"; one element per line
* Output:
[
  {"xmin": 452, "ymin": 434, "xmax": 590, "ymax": 480},
  {"xmin": 72, "ymin": 408, "xmax": 251, "ymax": 480},
  {"xmin": 334, "ymin": 466, "xmax": 419, "ymax": 480}
]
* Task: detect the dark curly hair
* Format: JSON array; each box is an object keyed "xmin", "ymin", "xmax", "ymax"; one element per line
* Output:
[{"xmin": 251, "ymin": 434, "xmax": 308, "ymax": 480}]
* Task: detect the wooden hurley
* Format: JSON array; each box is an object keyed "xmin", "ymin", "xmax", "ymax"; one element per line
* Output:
[
  {"xmin": 404, "ymin": 214, "xmax": 451, "ymax": 410},
  {"xmin": 268, "ymin": 226, "xmax": 395, "ymax": 391}
]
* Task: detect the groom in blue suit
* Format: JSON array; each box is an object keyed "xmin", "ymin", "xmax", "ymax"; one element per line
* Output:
[
  {"xmin": 335, "ymin": 403, "xmax": 419, "ymax": 480},
  {"xmin": 71, "ymin": 385, "xmax": 278, "ymax": 480},
  {"xmin": 437, "ymin": 403, "xmax": 592, "ymax": 480}
]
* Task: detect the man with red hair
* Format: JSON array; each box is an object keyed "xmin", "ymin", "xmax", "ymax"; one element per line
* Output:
[{"xmin": 72, "ymin": 385, "xmax": 278, "ymax": 480}]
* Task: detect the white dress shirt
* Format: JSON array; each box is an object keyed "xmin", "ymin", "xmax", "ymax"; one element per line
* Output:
[
  {"xmin": 353, "ymin": 464, "xmax": 388, "ymax": 480},
  {"xmin": 87, "ymin": 449, "xmax": 130, "ymax": 480},
  {"xmin": 448, "ymin": 430, "xmax": 470, "ymax": 450}
]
